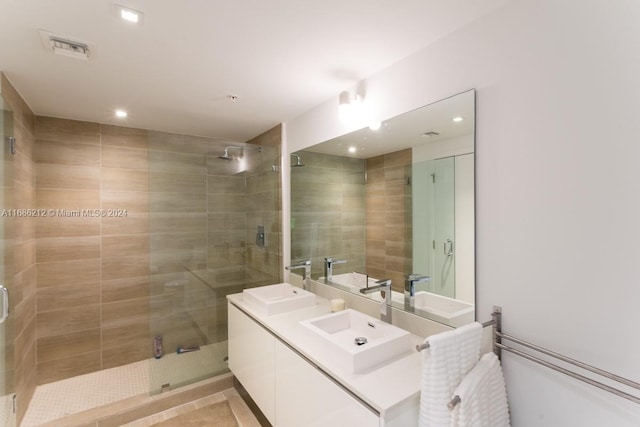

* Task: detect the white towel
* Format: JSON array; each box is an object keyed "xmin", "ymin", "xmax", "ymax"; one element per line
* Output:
[
  {"xmin": 419, "ymin": 322, "xmax": 483, "ymax": 427},
  {"xmin": 450, "ymin": 352, "xmax": 510, "ymax": 427}
]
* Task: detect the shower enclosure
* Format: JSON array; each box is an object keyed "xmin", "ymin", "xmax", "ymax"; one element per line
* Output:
[
  {"xmin": 147, "ymin": 136, "xmax": 281, "ymax": 393},
  {"xmin": 0, "ymin": 77, "xmax": 286, "ymax": 424}
]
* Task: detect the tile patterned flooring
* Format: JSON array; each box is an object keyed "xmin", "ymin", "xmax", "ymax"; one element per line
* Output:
[
  {"xmin": 124, "ymin": 388, "xmax": 259, "ymax": 427},
  {"xmin": 21, "ymin": 341, "xmax": 230, "ymax": 426}
]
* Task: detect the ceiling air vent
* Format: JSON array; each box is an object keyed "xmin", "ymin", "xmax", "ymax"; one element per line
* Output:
[
  {"xmin": 39, "ymin": 29, "xmax": 93, "ymax": 60},
  {"xmin": 422, "ymin": 131, "xmax": 440, "ymax": 137}
]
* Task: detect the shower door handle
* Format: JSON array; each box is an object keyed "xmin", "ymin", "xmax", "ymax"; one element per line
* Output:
[
  {"xmin": 0, "ymin": 286, "xmax": 8, "ymax": 324},
  {"xmin": 443, "ymin": 239, "xmax": 454, "ymax": 257}
]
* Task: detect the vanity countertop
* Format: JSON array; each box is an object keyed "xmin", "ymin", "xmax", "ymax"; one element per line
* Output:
[{"xmin": 227, "ymin": 291, "xmax": 423, "ymax": 418}]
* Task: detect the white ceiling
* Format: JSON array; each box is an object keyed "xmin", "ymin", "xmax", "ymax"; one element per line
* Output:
[{"xmin": 0, "ymin": 0, "xmax": 507, "ymax": 142}]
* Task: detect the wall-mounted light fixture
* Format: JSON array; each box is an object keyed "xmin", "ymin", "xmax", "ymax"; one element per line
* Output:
[
  {"xmin": 338, "ymin": 90, "xmax": 361, "ymax": 125},
  {"xmin": 338, "ymin": 89, "xmax": 379, "ymax": 130}
]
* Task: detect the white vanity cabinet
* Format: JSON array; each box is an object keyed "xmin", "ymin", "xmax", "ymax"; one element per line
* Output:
[
  {"xmin": 228, "ymin": 294, "xmax": 422, "ymax": 427},
  {"xmin": 228, "ymin": 303, "xmax": 276, "ymax": 424},
  {"xmin": 228, "ymin": 302, "xmax": 379, "ymax": 426},
  {"xmin": 274, "ymin": 339, "xmax": 379, "ymax": 427}
]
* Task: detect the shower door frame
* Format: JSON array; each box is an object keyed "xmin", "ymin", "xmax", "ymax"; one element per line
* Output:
[{"xmin": 0, "ymin": 93, "xmax": 16, "ymax": 427}]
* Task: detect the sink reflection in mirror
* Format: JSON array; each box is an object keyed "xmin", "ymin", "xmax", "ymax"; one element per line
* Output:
[
  {"xmin": 411, "ymin": 292, "xmax": 474, "ymax": 327},
  {"xmin": 290, "ymin": 89, "xmax": 475, "ymax": 328},
  {"xmin": 316, "ymin": 272, "xmax": 473, "ymax": 327},
  {"xmin": 300, "ymin": 309, "xmax": 412, "ymax": 373},
  {"xmin": 242, "ymin": 283, "xmax": 316, "ymax": 316}
]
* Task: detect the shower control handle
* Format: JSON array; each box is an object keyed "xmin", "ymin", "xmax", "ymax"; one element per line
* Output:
[
  {"xmin": 0, "ymin": 285, "xmax": 8, "ymax": 324},
  {"xmin": 444, "ymin": 239, "xmax": 454, "ymax": 257}
]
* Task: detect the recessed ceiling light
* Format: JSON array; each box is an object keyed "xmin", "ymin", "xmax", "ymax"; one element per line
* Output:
[
  {"xmin": 368, "ymin": 121, "xmax": 381, "ymax": 131},
  {"xmin": 452, "ymin": 116, "xmax": 464, "ymax": 123},
  {"xmin": 348, "ymin": 146, "xmax": 357, "ymax": 153},
  {"xmin": 115, "ymin": 109, "xmax": 127, "ymax": 118},
  {"xmin": 116, "ymin": 5, "xmax": 143, "ymax": 24}
]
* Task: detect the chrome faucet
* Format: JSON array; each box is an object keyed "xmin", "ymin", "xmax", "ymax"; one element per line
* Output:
[
  {"xmin": 285, "ymin": 260, "xmax": 311, "ymax": 290},
  {"xmin": 323, "ymin": 257, "xmax": 347, "ymax": 284},
  {"xmin": 405, "ymin": 274, "xmax": 430, "ymax": 310},
  {"xmin": 360, "ymin": 278, "xmax": 392, "ymax": 323}
]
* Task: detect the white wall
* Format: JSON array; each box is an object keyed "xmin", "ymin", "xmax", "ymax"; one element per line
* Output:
[
  {"xmin": 455, "ymin": 153, "xmax": 474, "ymax": 304},
  {"xmin": 284, "ymin": 0, "xmax": 640, "ymax": 425}
]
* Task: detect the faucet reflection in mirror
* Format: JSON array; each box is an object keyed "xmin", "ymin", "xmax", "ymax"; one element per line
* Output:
[
  {"xmin": 285, "ymin": 259, "xmax": 311, "ymax": 290},
  {"xmin": 405, "ymin": 274, "xmax": 430, "ymax": 310},
  {"xmin": 324, "ymin": 257, "xmax": 347, "ymax": 284},
  {"xmin": 290, "ymin": 89, "xmax": 475, "ymax": 327},
  {"xmin": 359, "ymin": 278, "xmax": 392, "ymax": 323}
]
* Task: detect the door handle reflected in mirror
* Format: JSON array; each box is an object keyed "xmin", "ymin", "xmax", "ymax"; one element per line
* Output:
[
  {"xmin": 444, "ymin": 239, "xmax": 454, "ymax": 257},
  {"xmin": 0, "ymin": 286, "xmax": 8, "ymax": 324}
]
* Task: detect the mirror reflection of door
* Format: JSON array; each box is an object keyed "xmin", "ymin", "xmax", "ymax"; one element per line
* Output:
[
  {"xmin": 433, "ymin": 157, "xmax": 455, "ymax": 298},
  {"xmin": 413, "ymin": 153, "xmax": 474, "ymax": 302}
]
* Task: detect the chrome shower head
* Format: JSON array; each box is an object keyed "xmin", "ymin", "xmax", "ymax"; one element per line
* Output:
[
  {"xmin": 216, "ymin": 145, "xmax": 262, "ymax": 160},
  {"xmin": 218, "ymin": 148, "xmax": 232, "ymax": 160},
  {"xmin": 291, "ymin": 154, "xmax": 304, "ymax": 167}
]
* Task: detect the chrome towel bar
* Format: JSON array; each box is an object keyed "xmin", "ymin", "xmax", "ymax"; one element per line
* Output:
[
  {"xmin": 418, "ymin": 306, "xmax": 640, "ymax": 409},
  {"xmin": 415, "ymin": 310, "xmax": 500, "ymax": 352}
]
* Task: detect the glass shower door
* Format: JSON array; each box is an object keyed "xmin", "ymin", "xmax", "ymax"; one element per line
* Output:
[
  {"xmin": 0, "ymin": 94, "xmax": 15, "ymax": 427},
  {"xmin": 148, "ymin": 137, "xmax": 281, "ymax": 395},
  {"xmin": 432, "ymin": 157, "xmax": 455, "ymax": 298}
]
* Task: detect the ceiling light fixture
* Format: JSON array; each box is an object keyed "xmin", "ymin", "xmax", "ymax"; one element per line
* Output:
[
  {"xmin": 348, "ymin": 146, "xmax": 357, "ymax": 153},
  {"xmin": 452, "ymin": 116, "xmax": 464, "ymax": 123},
  {"xmin": 115, "ymin": 109, "xmax": 128, "ymax": 118}
]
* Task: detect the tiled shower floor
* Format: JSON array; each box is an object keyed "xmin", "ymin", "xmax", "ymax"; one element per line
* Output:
[{"xmin": 21, "ymin": 341, "xmax": 228, "ymax": 426}]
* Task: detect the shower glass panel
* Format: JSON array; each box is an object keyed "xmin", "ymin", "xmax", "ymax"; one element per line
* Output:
[
  {"xmin": 0, "ymin": 94, "xmax": 15, "ymax": 427},
  {"xmin": 148, "ymin": 136, "xmax": 281, "ymax": 394}
]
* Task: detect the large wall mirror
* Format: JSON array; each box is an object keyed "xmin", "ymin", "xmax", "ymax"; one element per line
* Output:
[{"xmin": 290, "ymin": 89, "xmax": 475, "ymax": 327}]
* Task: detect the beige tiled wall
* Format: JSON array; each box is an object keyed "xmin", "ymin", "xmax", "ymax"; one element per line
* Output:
[
  {"xmin": 365, "ymin": 149, "xmax": 412, "ymax": 293},
  {"xmin": 289, "ymin": 148, "xmax": 411, "ymax": 293},
  {"xmin": 2, "ymin": 72, "xmax": 38, "ymax": 424},
  {"xmin": 291, "ymin": 151, "xmax": 366, "ymax": 278},
  {"xmin": 34, "ymin": 118, "xmax": 151, "ymax": 382}
]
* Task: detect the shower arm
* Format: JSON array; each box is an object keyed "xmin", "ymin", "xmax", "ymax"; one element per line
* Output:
[{"xmin": 218, "ymin": 145, "xmax": 263, "ymax": 159}]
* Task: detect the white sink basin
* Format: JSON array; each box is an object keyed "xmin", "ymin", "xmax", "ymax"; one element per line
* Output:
[
  {"xmin": 300, "ymin": 309, "xmax": 412, "ymax": 373},
  {"xmin": 243, "ymin": 283, "xmax": 316, "ymax": 316},
  {"xmin": 413, "ymin": 291, "xmax": 474, "ymax": 327},
  {"xmin": 322, "ymin": 272, "xmax": 378, "ymax": 291}
]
